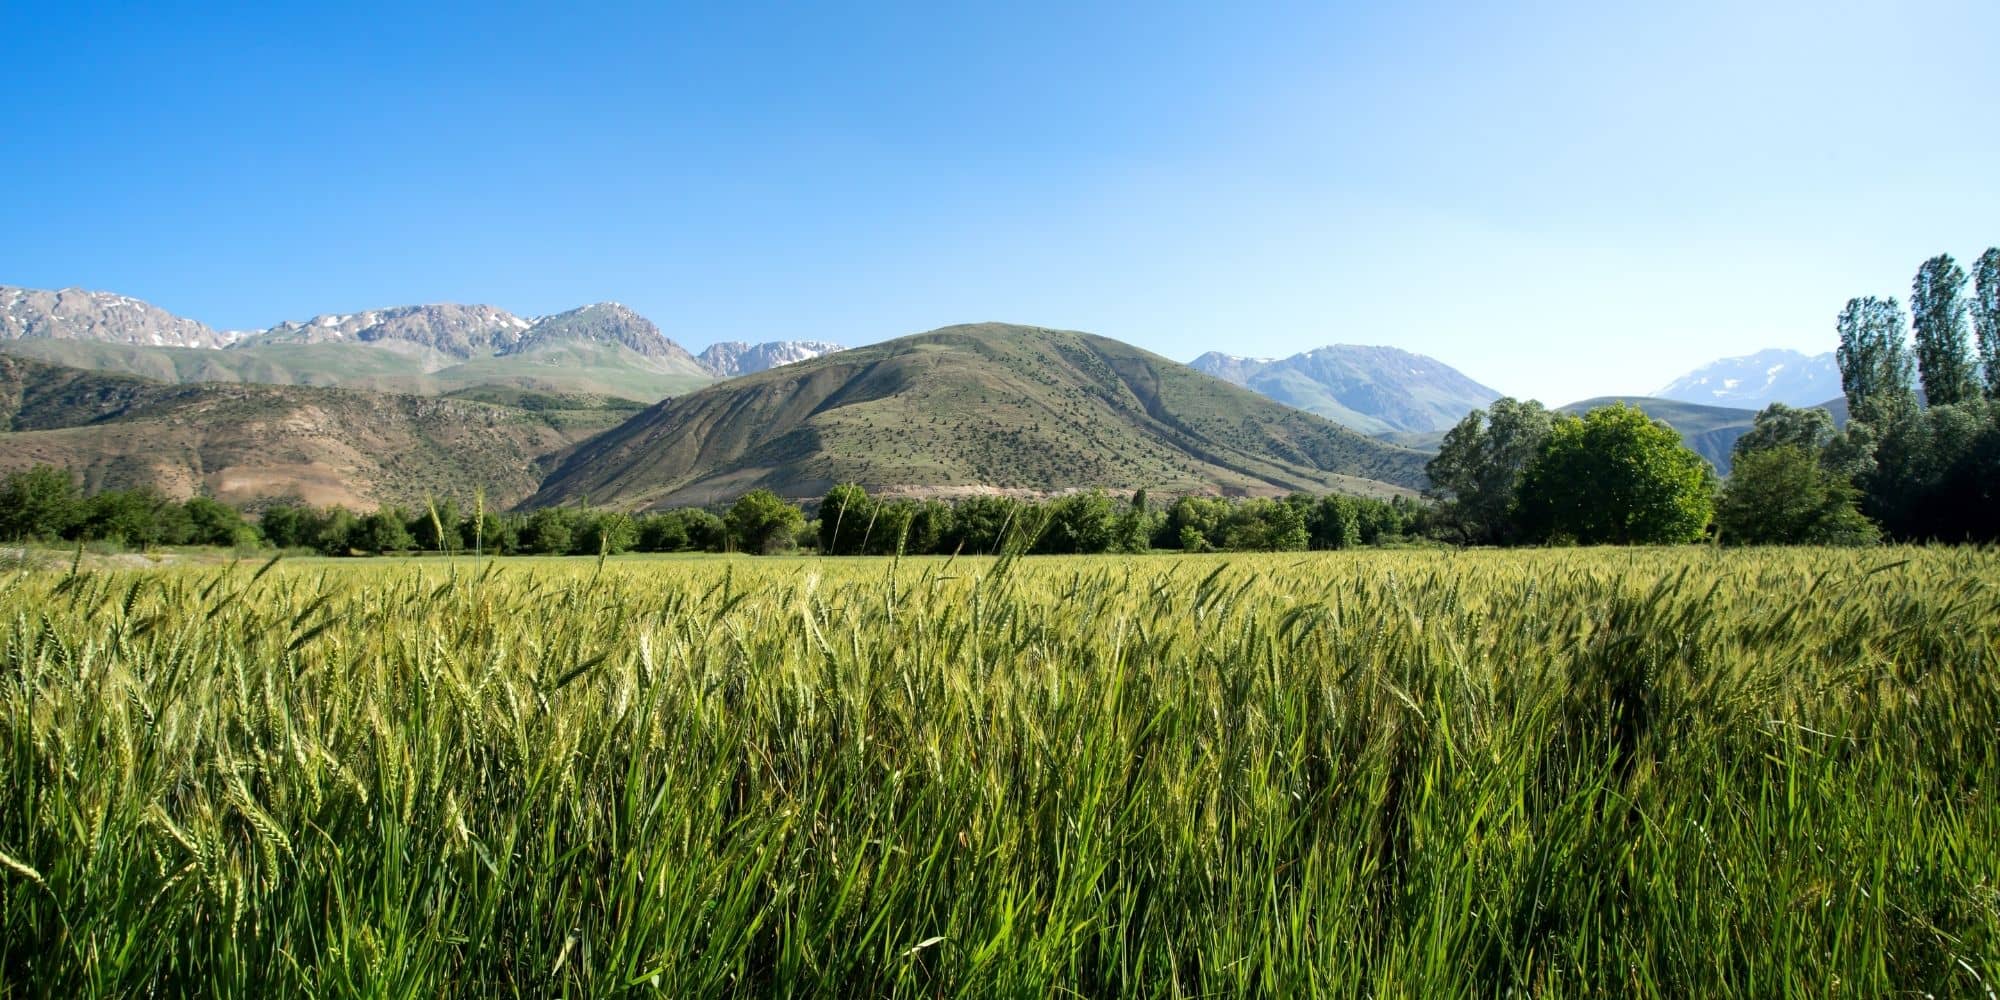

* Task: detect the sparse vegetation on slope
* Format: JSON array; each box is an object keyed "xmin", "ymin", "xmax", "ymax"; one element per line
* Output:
[
  {"xmin": 0, "ymin": 357, "xmax": 609, "ymax": 509},
  {"xmin": 533, "ymin": 323, "xmax": 1429, "ymax": 508}
]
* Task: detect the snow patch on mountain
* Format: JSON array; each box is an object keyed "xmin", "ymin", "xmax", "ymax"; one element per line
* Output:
[
  {"xmin": 698, "ymin": 340, "xmax": 847, "ymax": 377},
  {"xmin": 1655, "ymin": 348, "xmax": 1841, "ymax": 409}
]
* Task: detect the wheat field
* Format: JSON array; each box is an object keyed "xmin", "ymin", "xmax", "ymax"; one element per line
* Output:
[{"xmin": 1, "ymin": 548, "xmax": 1996, "ymax": 996}]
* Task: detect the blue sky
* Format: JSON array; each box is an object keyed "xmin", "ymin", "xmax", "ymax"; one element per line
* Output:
[{"xmin": 4, "ymin": 1, "xmax": 1996, "ymax": 405}]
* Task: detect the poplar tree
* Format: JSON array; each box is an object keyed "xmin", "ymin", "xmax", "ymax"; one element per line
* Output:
[
  {"xmin": 1973, "ymin": 247, "xmax": 2000, "ymax": 400},
  {"xmin": 1910, "ymin": 254, "xmax": 1977, "ymax": 406},
  {"xmin": 1835, "ymin": 296, "xmax": 1915, "ymax": 422}
]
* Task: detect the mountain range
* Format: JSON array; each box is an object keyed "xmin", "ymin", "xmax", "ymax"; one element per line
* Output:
[
  {"xmin": 1190, "ymin": 345, "xmax": 1503, "ymax": 435},
  {"xmin": 2, "ymin": 286, "xmax": 235, "ymax": 349},
  {"xmin": 1654, "ymin": 349, "xmax": 1841, "ymax": 409},
  {"xmin": 0, "ymin": 321, "xmax": 1430, "ymax": 510},
  {"xmin": 2, "ymin": 282, "xmax": 1873, "ymax": 509},
  {"xmin": 0, "ymin": 286, "xmax": 845, "ymax": 400}
]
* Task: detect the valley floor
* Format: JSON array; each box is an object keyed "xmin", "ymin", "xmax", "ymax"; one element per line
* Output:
[{"xmin": 2, "ymin": 548, "xmax": 1996, "ymax": 995}]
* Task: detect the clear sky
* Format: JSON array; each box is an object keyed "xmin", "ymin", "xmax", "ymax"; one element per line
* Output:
[{"xmin": 4, "ymin": 1, "xmax": 1996, "ymax": 405}]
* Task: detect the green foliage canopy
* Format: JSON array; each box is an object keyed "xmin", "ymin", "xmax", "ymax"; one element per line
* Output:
[{"xmin": 1515, "ymin": 404, "xmax": 1716, "ymax": 545}]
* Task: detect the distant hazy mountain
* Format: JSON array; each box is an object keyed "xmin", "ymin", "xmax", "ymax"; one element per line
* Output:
[
  {"xmin": 239, "ymin": 303, "xmax": 531, "ymax": 356},
  {"xmin": 2, "ymin": 285, "xmax": 236, "ymax": 349},
  {"xmin": 1185, "ymin": 352, "xmax": 1275, "ymax": 386},
  {"xmin": 697, "ymin": 340, "xmax": 846, "ymax": 377},
  {"xmin": 1655, "ymin": 349, "xmax": 1840, "ymax": 409},
  {"xmin": 1189, "ymin": 345, "xmax": 1502, "ymax": 435}
]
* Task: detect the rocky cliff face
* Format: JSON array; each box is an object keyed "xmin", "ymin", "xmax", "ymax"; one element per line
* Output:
[{"xmin": 239, "ymin": 304, "xmax": 532, "ymax": 357}]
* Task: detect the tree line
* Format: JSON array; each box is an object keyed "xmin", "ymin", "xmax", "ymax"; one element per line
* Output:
[
  {"xmin": 813, "ymin": 485, "xmax": 1428, "ymax": 556},
  {"xmin": 0, "ymin": 469, "xmax": 1432, "ymax": 557}
]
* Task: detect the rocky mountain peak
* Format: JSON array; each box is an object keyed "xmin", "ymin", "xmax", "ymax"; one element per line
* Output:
[{"xmin": 0, "ymin": 285, "xmax": 233, "ymax": 349}]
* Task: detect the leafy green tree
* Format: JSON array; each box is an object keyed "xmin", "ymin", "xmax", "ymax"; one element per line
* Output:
[
  {"xmin": 941, "ymin": 496, "xmax": 1022, "ymax": 554},
  {"xmin": 1859, "ymin": 399, "xmax": 2000, "ymax": 541},
  {"xmin": 457, "ymin": 511, "xmax": 514, "ymax": 554},
  {"xmin": 1389, "ymin": 495, "xmax": 1434, "ymax": 540},
  {"xmin": 818, "ymin": 484, "xmax": 877, "ymax": 555},
  {"xmin": 1162, "ymin": 496, "xmax": 1228, "ymax": 551},
  {"xmin": 1974, "ymin": 247, "xmax": 2000, "ymax": 399},
  {"xmin": 794, "ymin": 519, "xmax": 822, "ymax": 552},
  {"xmin": 0, "ymin": 465, "xmax": 82, "ymax": 541},
  {"xmin": 519, "ymin": 508, "xmax": 578, "ymax": 555},
  {"xmin": 1731, "ymin": 403, "xmax": 1836, "ymax": 463},
  {"xmin": 352, "ymin": 507, "xmax": 416, "ymax": 555},
  {"xmin": 574, "ymin": 510, "xmax": 638, "ymax": 555},
  {"xmin": 1222, "ymin": 498, "xmax": 1308, "ymax": 551},
  {"xmin": 678, "ymin": 509, "xmax": 729, "ymax": 552},
  {"xmin": 1033, "ymin": 491, "xmax": 1118, "ymax": 554},
  {"xmin": 1716, "ymin": 446, "xmax": 1876, "ymax": 546},
  {"xmin": 1177, "ymin": 525, "xmax": 1213, "ymax": 552},
  {"xmin": 1836, "ymin": 296, "xmax": 1916, "ymax": 423},
  {"xmin": 868, "ymin": 500, "xmax": 918, "ymax": 555},
  {"xmin": 1515, "ymin": 404, "xmax": 1715, "ymax": 545},
  {"xmin": 1112, "ymin": 492, "xmax": 1156, "ymax": 554},
  {"xmin": 904, "ymin": 500, "xmax": 953, "ymax": 555},
  {"xmin": 79, "ymin": 489, "xmax": 190, "ymax": 548},
  {"xmin": 184, "ymin": 496, "xmax": 257, "ymax": 548},
  {"xmin": 1308, "ymin": 494, "xmax": 1362, "ymax": 549},
  {"xmin": 1424, "ymin": 398, "xmax": 1553, "ymax": 544},
  {"xmin": 410, "ymin": 499, "xmax": 460, "ymax": 552},
  {"xmin": 1820, "ymin": 421, "xmax": 1880, "ymax": 485},
  {"xmin": 314, "ymin": 508, "xmax": 358, "ymax": 556},
  {"xmin": 1911, "ymin": 254, "xmax": 1979, "ymax": 407},
  {"xmin": 258, "ymin": 503, "xmax": 318, "ymax": 549},
  {"xmin": 1353, "ymin": 497, "xmax": 1407, "ymax": 545},
  {"xmin": 636, "ymin": 512, "xmax": 689, "ymax": 552},
  {"xmin": 727, "ymin": 490, "xmax": 804, "ymax": 554}
]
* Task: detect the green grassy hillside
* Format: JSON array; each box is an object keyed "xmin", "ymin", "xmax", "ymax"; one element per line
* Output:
[{"xmin": 533, "ymin": 323, "xmax": 1429, "ymax": 508}]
